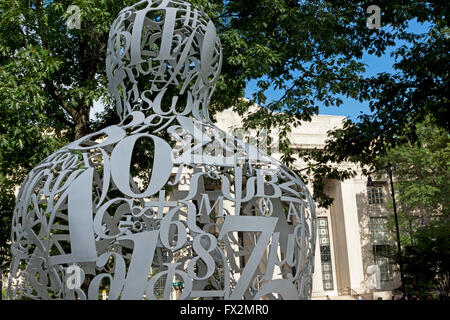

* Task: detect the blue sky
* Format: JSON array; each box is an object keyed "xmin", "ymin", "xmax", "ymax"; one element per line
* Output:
[{"xmin": 244, "ymin": 19, "xmax": 432, "ymax": 122}]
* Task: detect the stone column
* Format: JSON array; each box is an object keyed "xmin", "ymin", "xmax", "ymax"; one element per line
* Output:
[
  {"xmin": 326, "ymin": 179, "xmax": 364, "ymax": 296},
  {"xmin": 339, "ymin": 180, "xmax": 365, "ymax": 293}
]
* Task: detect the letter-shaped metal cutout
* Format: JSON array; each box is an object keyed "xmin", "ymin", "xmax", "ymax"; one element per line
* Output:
[{"xmin": 110, "ymin": 133, "xmax": 173, "ymax": 198}]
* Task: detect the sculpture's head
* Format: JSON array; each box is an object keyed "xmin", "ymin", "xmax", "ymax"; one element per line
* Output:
[{"xmin": 106, "ymin": 0, "xmax": 222, "ymax": 122}]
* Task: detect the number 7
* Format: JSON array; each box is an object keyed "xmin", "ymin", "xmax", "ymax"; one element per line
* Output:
[{"xmin": 218, "ymin": 216, "xmax": 278, "ymax": 300}]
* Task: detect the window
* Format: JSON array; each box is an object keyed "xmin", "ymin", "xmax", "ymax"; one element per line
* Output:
[
  {"xmin": 318, "ymin": 217, "xmax": 334, "ymax": 291},
  {"xmin": 373, "ymin": 245, "xmax": 393, "ymax": 282},
  {"xmin": 367, "ymin": 186, "xmax": 383, "ymax": 204},
  {"xmin": 369, "ymin": 217, "xmax": 393, "ymax": 282},
  {"xmin": 369, "ymin": 217, "xmax": 390, "ymax": 244}
]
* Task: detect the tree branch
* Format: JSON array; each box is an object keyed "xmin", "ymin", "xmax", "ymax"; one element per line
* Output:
[
  {"xmin": 44, "ymin": 82, "xmax": 76, "ymax": 118},
  {"xmin": 42, "ymin": 106, "xmax": 74, "ymax": 129},
  {"xmin": 35, "ymin": 0, "xmax": 49, "ymax": 49}
]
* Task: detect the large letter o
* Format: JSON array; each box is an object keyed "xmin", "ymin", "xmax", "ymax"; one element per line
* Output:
[{"xmin": 110, "ymin": 133, "xmax": 173, "ymax": 198}]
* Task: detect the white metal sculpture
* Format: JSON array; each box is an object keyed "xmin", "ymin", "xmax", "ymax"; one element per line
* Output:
[{"xmin": 7, "ymin": 0, "xmax": 316, "ymax": 300}]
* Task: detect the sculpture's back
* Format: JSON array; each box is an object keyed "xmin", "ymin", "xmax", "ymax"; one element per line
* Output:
[{"xmin": 7, "ymin": 0, "xmax": 316, "ymax": 300}]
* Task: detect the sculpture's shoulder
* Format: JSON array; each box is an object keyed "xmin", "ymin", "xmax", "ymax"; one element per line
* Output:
[{"xmin": 13, "ymin": 145, "xmax": 90, "ymax": 218}]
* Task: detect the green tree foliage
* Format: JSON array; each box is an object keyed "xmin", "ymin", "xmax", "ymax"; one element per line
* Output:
[
  {"xmin": 379, "ymin": 119, "xmax": 449, "ymax": 298},
  {"xmin": 0, "ymin": 0, "xmax": 448, "ymax": 272},
  {"xmin": 386, "ymin": 118, "xmax": 450, "ymax": 222},
  {"xmin": 301, "ymin": 1, "xmax": 449, "ymax": 206},
  {"xmin": 381, "ymin": 119, "xmax": 449, "ymax": 249},
  {"xmin": 400, "ymin": 218, "xmax": 450, "ymax": 299}
]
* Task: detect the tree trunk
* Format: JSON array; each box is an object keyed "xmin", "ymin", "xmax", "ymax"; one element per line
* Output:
[{"xmin": 74, "ymin": 107, "xmax": 91, "ymax": 140}]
